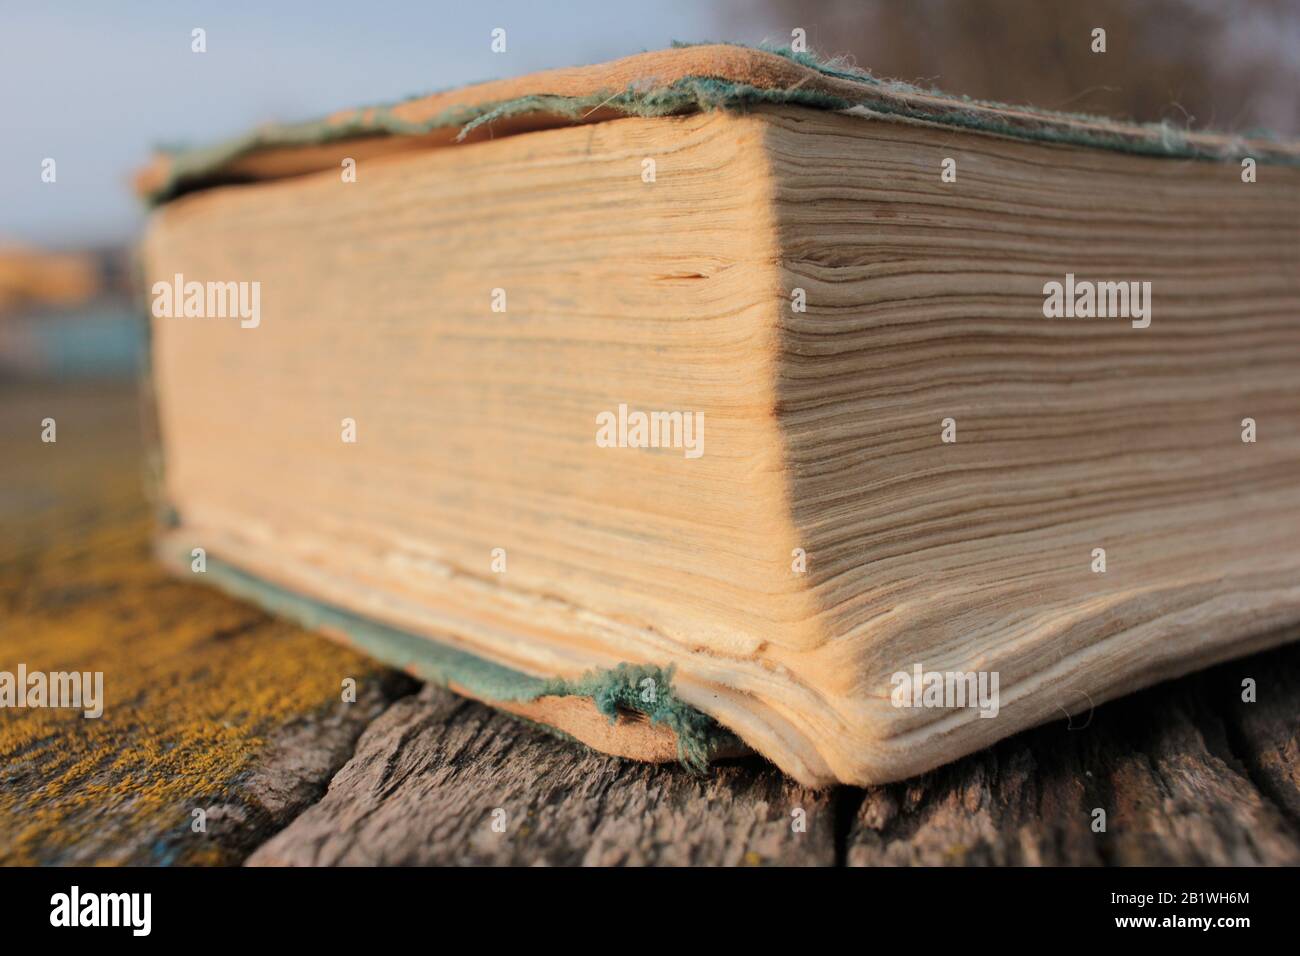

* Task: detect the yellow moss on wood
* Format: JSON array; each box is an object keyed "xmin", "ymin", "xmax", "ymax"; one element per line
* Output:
[{"xmin": 0, "ymin": 382, "xmax": 383, "ymax": 864}]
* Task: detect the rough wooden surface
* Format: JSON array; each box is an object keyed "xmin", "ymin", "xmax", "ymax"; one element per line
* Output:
[
  {"xmin": 3, "ymin": 378, "xmax": 1298, "ymax": 865},
  {"xmin": 0, "ymin": 379, "xmax": 415, "ymax": 864},
  {"xmin": 845, "ymin": 644, "xmax": 1300, "ymax": 866},
  {"xmin": 249, "ymin": 684, "xmax": 832, "ymax": 866}
]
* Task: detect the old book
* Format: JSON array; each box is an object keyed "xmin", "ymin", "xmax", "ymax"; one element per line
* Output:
[{"xmin": 138, "ymin": 45, "xmax": 1300, "ymax": 787}]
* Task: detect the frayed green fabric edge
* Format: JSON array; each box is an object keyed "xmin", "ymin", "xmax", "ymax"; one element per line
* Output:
[
  {"xmin": 539, "ymin": 663, "xmax": 729, "ymax": 772},
  {"xmin": 144, "ymin": 41, "xmax": 1298, "ymax": 205},
  {"xmin": 182, "ymin": 552, "xmax": 735, "ymax": 772}
]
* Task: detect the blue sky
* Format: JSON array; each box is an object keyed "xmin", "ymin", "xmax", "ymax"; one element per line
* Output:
[{"xmin": 2, "ymin": 1, "xmax": 789, "ymax": 248}]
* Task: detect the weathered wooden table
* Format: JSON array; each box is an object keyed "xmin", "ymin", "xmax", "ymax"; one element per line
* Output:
[{"xmin": 4, "ymin": 378, "xmax": 1298, "ymax": 865}]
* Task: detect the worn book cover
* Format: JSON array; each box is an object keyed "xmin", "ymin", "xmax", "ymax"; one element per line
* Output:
[{"xmin": 138, "ymin": 44, "xmax": 1300, "ymax": 788}]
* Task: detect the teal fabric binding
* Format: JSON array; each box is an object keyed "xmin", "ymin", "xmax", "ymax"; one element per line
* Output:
[{"xmin": 197, "ymin": 555, "xmax": 735, "ymax": 771}]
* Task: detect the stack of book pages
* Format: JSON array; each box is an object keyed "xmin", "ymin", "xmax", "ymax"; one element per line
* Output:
[{"xmin": 138, "ymin": 45, "xmax": 1300, "ymax": 786}]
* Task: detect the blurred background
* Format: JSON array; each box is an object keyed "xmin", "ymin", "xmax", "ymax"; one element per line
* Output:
[{"xmin": 2, "ymin": 0, "xmax": 1298, "ymax": 380}]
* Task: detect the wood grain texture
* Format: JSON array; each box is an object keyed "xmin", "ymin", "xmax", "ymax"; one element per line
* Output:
[
  {"xmin": 247, "ymin": 684, "xmax": 832, "ymax": 866},
  {"xmin": 845, "ymin": 641, "xmax": 1300, "ymax": 865},
  {"xmin": 244, "ymin": 643, "xmax": 1300, "ymax": 867}
]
